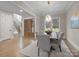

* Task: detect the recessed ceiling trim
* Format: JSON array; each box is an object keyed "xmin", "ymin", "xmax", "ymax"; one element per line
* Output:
[
  {"xmin": 23, "ymin": 1, "xmax": 42, "ymax": 16},
  {"xmin": 10, "ymin": 1, "xmax": 36, "ymax": 17}
]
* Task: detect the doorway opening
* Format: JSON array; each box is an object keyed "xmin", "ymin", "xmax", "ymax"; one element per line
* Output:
[{"xmin": 23, "ymin": 17, "xmax": 35, "ymax": 48}]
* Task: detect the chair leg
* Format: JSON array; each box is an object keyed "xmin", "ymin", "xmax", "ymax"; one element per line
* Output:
[
  {"xmin": 38, "ymin": 48, "xmax": 39, "ymax": 56},
  {"xmin": 48, "ymin": 47, "xmax": 52, "ymax": 57},
  {"xmin": 59, "ymin": 45, "xmax": 62, "ymax": 52},
  {"xmin": 51, "ymin": 46, "xmax": 55, "ymax": 50},
  {"xmin": 37, "ymin": 41, "xmax": 38, "ymax": 46},
  {"xmin": 48, "ymin": 52, "xmax": 50, "ymax": 57}
]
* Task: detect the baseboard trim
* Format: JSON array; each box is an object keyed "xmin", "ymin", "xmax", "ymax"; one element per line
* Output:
[
  {"xmin": 0, "ymin": 37, "xmax": 12, "ymax": 42},
  {"xmin": 68, "ymin": 39, "xmax": 79, "ymax": 51}
]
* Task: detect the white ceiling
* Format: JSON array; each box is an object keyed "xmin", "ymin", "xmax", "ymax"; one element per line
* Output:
[
  {"xmin": 0, "ymin": 1, "xmax": 33, "ymax": 18},
  {"xmin": 0, "ymin": 1, "xmax": 75, "ymax": 17},
  {"xmin": 23, "ymin": 1, "xmax": 74, "ymax": 16}
]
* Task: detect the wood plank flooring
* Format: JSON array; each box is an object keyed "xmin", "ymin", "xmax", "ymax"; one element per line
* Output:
[
  {"xmin": 0, "ymin": 35, "xmax": 79, "ymax": 57},
  {"xmin": 0, "ymin": 34, "xmax": 31, "ymax": 57}
]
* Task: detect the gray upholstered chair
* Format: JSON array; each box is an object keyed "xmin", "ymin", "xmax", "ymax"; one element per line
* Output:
[
  {"xmin": 50, "ymin": 32, "xmax": 64, "ymax": 52},
  {"xmin": 36, "ymin": 34, "xmax": 52, "ymax": 57},
  {"xmin": 58, "ymin": 32, "xmax": 64, "ymax": 52}
]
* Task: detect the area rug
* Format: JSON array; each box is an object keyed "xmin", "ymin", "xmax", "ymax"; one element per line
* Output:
[{"xmin": 20, "ymin": 40, "xmax": 73, "ymax": 57}]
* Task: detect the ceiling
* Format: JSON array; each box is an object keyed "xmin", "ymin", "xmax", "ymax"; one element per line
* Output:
[
  {"xmin": 23, "ymin": 1, "xmax": 74, "ymax": 16},
  {"xmin": 0, "ymin": 1, "xmax": 33, "ymax": 18},
  {"xmin": 0, "ymin": 1, "xmax": 75, "ymax": 17}
]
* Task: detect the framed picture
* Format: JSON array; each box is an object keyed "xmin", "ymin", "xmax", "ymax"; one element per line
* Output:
[
  {"xmin": 71, "ymin": 16, "xmax": 79, "ymax": 29},
  {"xmin": 52, "ymin": 17, "xmax": 60, "ymax": 28}
]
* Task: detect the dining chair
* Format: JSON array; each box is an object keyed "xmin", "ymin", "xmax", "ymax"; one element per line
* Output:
[
  {"xmin": 36, "ymin": 34, "xmax": 52, "ymax": 57},
  {"xmin": 50, "ymin": 32, "xmax": 64, "ymax": 52},
  {"xmin": 58, "ymin": 32, "xmax": 64, "ymax": 52}
]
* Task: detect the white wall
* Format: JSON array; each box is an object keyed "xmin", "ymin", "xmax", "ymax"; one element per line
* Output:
[
  {"xmin": 36, "ymin": 15, "xmax": 45, "ymax": 34},
  {"xmin": 0, "ymin": 10, "xmax": 14, "ymax": 41},
  {"xmin": 59, "ymin": 14, "xmax": 67, "ymax": 38},
  {"xmin": 66, "ymin": 2, "xmax": 79, "ymax": 50}
]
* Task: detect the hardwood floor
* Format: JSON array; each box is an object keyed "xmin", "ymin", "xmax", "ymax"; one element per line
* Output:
[
  {"xmin": 23, "ymin": 33, "xmax": 35, "ymax": 48},
  {"xmin": 0, "ymin": 34, "xmax": 79, "ymax": 57},
  {"xmin": 0, "ymin": 34, "xmax": 31, "ymax": 57}
]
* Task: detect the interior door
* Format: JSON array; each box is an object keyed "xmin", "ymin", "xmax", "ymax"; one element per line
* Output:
[
  {"xmin": 23, "ymin": 19, "xmax": 34, "ymax": 47},
  {"xmin": 24, "ymin": 19, "xmax": 33, "ymax": 38},
  {"xmin": 0, "ymin": 12, "xmax": 14, "ymax": 40}
]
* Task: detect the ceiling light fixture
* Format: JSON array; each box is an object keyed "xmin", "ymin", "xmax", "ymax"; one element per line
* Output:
[
  {"xmin": 47, "ymin": 1, "xmax": 53, "ymax": 5},
  {"xmin": 48, "ymin": 1, "xmax": 50, "ymax": 5},
  {"xmin": 45, "ymin": 15, "xmax": 52, "ymax": 22}
]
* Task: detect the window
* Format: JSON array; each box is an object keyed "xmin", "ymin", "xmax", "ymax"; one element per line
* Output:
[{"xmin": 52, "ymin": 17, "xmax": 60, "ymax": 32}]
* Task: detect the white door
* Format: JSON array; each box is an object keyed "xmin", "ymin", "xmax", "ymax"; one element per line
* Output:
[{"xmin": 0, "ymin": 11, "xmax": 14, "ymax": 41}]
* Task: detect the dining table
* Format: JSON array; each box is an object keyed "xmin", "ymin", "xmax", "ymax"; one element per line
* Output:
[
  {"xmin": 44, "ymin": 32, "xmax": 59, "ymax": 39},
  {"xmin": 50, "ymin": 32, "xmax": 58, "ymax": 39},
  {"xmin": 44, "ymin": 31, "xmax": 63, "ymax": 51}
]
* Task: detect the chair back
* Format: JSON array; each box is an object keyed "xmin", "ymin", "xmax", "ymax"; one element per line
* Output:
[
  {"xmin": 58, "ymin": 32, "xmax": 64, "ymax": 43},
  {"xmin": 36, "ymin": 34, "xmax": 51, "ymax": 52}
]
